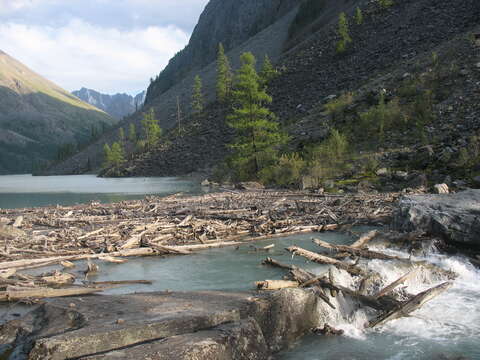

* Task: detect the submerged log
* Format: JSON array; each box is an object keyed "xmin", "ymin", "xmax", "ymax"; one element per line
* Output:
[
  {"xmin": 368, "ymin": 282, "xmax": 453, "ymax": 328},
  {"xmin": 286, "ymin": 246, "xmax": 366, "ymax": 276}
]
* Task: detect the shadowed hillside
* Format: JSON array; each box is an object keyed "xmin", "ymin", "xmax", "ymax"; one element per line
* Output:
[{"xmin": 0, "ymin": 50, "xmax": 117, "ymax": 174}]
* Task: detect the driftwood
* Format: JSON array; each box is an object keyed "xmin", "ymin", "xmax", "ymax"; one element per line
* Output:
[
  {"xmin": 368, "ymin": 282, "xmax": 453, "ymax": 328},
  {"xmin": 255, "ymin": 280, "xmax": 299, "ymax": 290},
  {"xmin": 350, "ymin": 230, "xmax": 380, "ymax": 248},
  {"xmin": 375, "ymin": 271, "xmax": 416, "ymax": 299},
  {"xmin": 286, "ymin": 246, "xmax": 366, "ymax": 276},
  {"xmin": 0, "ymin": 285, "xmax": 111, "ymax": 302},
  {"xmin": 313, "ymin": 238, "xmax": 403, "ymax": 261}
]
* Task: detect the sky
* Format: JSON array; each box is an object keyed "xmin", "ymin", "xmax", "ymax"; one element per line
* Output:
[{"xmin": 0, "ymin": 0, "xmax": 209, "ymax": 95}]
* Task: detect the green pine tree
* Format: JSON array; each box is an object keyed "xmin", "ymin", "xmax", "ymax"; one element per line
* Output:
[
  {"xmin": 192, "ymin": 75, "xmax": 204, "ymax": 116},
  {"xmin": 227, "ymin": 52, "xmax": 287, "ymax": 180},
  {"xmin": 141, "ymin": 108, "xmax": 162, "ymax": 149},
  {"xmin": 109, "ymin": 142, "xmax": 125, "ymax": 167},
  {"xmin": 216, "ymin": 43, "xmax": 233, "ymax": 103},
  {"xmin": 118, "ymin": 127, "xmax": 125, "ymax": 143},
  {"xmin": 355, "ymin": 7, "xmax": 364, "ymax": 25},
  {"xmin": 378, "ymin": 0, "xmax": 394, "ymax": 9},
  {"xmin": 259, "ymin": 55, "xmax": 277, "ymax": 89},
  {"xmin": 128, "ymin": 123, "xmax": 137, "ymax": 143},
  {"xmin": 336, "ymin": 12, "xmax": 352, "ymax": 54},
  {"xmin": 103, "ymin": 143, "xmax": 112, "ymax": 167}
]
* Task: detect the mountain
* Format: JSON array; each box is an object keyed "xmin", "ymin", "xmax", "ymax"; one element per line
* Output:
[
  {"xmin": 72, "ymin": 88, "xmax": 146, "ymax": 120},
  {"xmin": 45, "ymin": 0, "xmax": 480, "ymax": 183},
  {"xmin": 0, "ymin": 50, "xmax": 117, "ymax": 174}
]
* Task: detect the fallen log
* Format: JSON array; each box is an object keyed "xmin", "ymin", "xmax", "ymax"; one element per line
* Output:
[
  {"xmin": 261, "ymin": 257, "xmax": 294, "ymax": 270},
  {"xmin": 0, "ymin": 285, "xmax": 112, "ymax": 302},
  {"xmin": 350, "ymin": 230, "xmax": 379, "ymax": 248},
  {"xmin": 368, "ymin": 282, "xmax": 453, "ymax": 328},
  {"xmin": 255, "ymin": 280, "xmax": 299, "ymax": 290},
  {"xmin": 375, "ymin": 270, "xmax": 416, "ymax": 299},
  {"xmin": 87, "ymin": 280, "xmax": 152, "ymax": 286},
  {"xmin": 286, "ymin": 246, "xmax": 366, "ymax": 276},
  {"xmin": 313, "ymin": 238, "xmax": 403, "ymax": 261}
]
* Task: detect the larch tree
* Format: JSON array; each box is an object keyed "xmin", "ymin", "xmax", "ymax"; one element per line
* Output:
[
  {"xmin": 227, "ymin": 52, "xmax": 286, "ymax": 180},
  {"xmin": 192, "ymin": 75, "xmax": 204, "ymax": 117},
  {"xmin": 216, "ymin": 43, "xmax": 232, "ymax": 103},
  {"xmin": 128, "ymin": 123, "xmax": 137, "ymax": 143},
  {"xmin": 259, "ymin": 55, "xmax": 277, "ymax": 89},
  {"xmin": 336, "ymin": 12, "xmax": 352, "ymax": 54},
  {"xmin": 141, "ymin": 108, "xmax": 162, "ymax": 149}
]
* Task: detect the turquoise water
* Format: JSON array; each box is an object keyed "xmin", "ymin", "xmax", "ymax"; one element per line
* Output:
[
  {"xmin": 0, "ymin": 228, "xmax": 478, "ymax": 359},
  {"xmin": 0, "ymin": 174, "xmax": 202, "ymax": 209}
]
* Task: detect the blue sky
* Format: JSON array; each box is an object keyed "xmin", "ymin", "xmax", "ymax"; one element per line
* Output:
[{"xmin": 0, "ymin": 0, "xmax": 209, "ymax": 94}]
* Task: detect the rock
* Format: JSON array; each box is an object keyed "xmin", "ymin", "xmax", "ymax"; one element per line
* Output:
[
  {"xmin": 408, "ymin": 173, "xmax": 428, "ymax": 188},
  {"xmin": 472, "ymin": 176, "xmax": 480, "ymax": 187},
  {"xmin": 201, "ymin": 179, "xmax": 210, "ymax": 186},
  {"xmin": 393, "ymin": 190, "xmax": 480, "ymax": 247},
  {"xmin": 394, "ymin": 171, "xmax": 409, "ymax": 181},
  {"xmin": 433, "ymin": 184, "xmax": 449, "ymax": 194},
  {"xmin": 376, "ymin": 168, "xmax": 389, "ymax": 177},
  {"xmin": 0, "ymin": 289, "xmax": 330, "ymax": 359}
]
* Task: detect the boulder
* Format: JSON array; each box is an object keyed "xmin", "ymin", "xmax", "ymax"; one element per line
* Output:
[
  {"xmin": 393, "ymin": 190, "xmax": 480, "ymax": 248},
  {"xmin": 376, "ymin": 168, "xmax": 389, "ymax": 177},
  {"xmin": 0, "ymin": 289, "xmax": 330, "ymax": 360}
]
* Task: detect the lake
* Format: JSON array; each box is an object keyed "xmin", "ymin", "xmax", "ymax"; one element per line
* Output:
[{"xmin": 0, "ymin": 174, "xmax": 202, "ymax": 209}]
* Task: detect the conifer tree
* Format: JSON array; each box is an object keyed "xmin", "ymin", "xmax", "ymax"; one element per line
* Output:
[
  {"xmin": 192, "ymin": 75, "xmax": 204, "ymax": 116},
  {"xmin": 336, "ymin": 12, "xmax": 352, "ymax": 54},
  {"xmin": 118, "ymin": 127, "xmax": 125, "ymax": 143},
  {"xmin": 355, "ymin": 7, "xmax": 363, "ymax": 25},
  {"xmin": 141, "ymin": 108, "xmax": 162, "ymax": 149},
  {"xmin": 259, "ymin": 55, "xmax": 277, "ymax": 89},
  {"xmin": 103, "ymin": 143, "xmax": 112, "ymax": 167},
  {"xmin": 128, "ymin": 123, "xmax": 137, "ymax": 143},
  {"xmin": 109, "ymin": 142, "xmax": 125, "ymax": 167},
  {"xmin": 228, "ymin": 52, "xmax": 286, "ymax": 180},
  {"xmin": 216, "ymin": 43, "xmax": 232, "ymax": 102}
]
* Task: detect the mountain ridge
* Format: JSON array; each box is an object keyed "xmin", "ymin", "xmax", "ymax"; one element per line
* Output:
[
  {"xmin": 72, "ymin": 88, "xmax": 146, "ymax": 120},
  {"xmin": 0, "ymin": 50, "xmax": 117, "ymax": 174}
]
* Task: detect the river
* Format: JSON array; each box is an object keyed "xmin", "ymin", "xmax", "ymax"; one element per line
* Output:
[
  {"xmin": 0, "ymin": 174, "xmax": 202, "ymax": 209},
  {"xmin": 3, "ymin": 229, "xmax": 478, "ymax": 359}
]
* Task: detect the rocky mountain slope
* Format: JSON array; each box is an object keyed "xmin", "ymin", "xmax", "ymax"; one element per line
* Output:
[
  {"xmin": 72, "ymin": 88, "xmax": 146, "ymax": 120},
  {"xmin": 46, "ymin": 0, "xmax": 480, "ymax": 184},
  {"xmin": 0, "ymin": 50, "xmax": 117, "ymax": 174},
  {"xmin": 145, "ymin": 0, "xmax": 299, "ymax": 102}
]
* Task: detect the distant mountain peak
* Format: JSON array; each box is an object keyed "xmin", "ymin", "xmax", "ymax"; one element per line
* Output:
[{"xmin": 72, "ymin": 88, "xmax": 146, "ymax": 120}]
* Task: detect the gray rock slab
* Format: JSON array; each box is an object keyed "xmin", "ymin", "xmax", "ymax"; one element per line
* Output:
[{"xmin": 393, "ymin": 189, "xmax": 480, "ymax": 247}]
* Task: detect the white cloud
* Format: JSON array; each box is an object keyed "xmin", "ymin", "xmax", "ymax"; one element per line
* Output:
[{"xmin": 0, "ymin": 19, "xmax": 189, "ymax": 94}]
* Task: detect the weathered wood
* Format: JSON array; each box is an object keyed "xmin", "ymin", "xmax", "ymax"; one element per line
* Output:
[
  {"xmin": 313, "ymin": 238, "xmax": 403, "ymax": 261},
  {"xmin": 262, "ymin": 257, "xmax": 295, "ymax": 270},
  {"xmin": 87, "ymin": 280, "xmax": 152, "ymax": 286},
  {"xmin": 286, "ymin": 246, "xmax": 366, "ymax": 276},
  {"xmin": 375, "ymin": 271, "xmax": 416, "ymax": 299},
  {"xmin": 0, "ymin": 285, "xmax": 111, "ymax": 302},
  {"xmin": 368, "ymin": 282, "xmax": 453, "ymax": 328},
  {"xmin": 255, "ymin": 280, "xmax": 299, "ymax": 290},
  {"xmin": 99, "ymin": 256, "xmax": 128, "ymax": 264},
  {"xmin": 350, "ymin": 230, "xmax": 379, "ymax": 248}
]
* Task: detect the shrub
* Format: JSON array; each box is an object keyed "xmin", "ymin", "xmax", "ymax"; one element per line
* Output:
[
  {"xmin": 324, "ymin": 92, "xmax": 354, "ymax": 122},
  {"xmin": 378, "ymin": 0, "xmax": 394, "ymax": 9},
  {"xmin": 260, "ymin": 153, "xmax": 306, "ymax": 187},
  {"xmin": 355, "ymin": 7, "xmax": 364, "ymax": 25}
]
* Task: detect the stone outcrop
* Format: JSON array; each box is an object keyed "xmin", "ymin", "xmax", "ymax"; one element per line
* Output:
[
  {"xmin": 0, "ymin": 289, "xmax": 329, "ymax": 359},
  {"xmin": 393, "ymin": 190, "xmax": 480, "ymax": 248}
]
